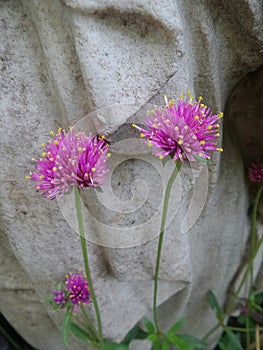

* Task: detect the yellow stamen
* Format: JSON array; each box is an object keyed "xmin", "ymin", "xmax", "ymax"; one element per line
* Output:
[
  {"xmin": 159, "ymin": 156, "xmax": 164, "ymax": 160},
  {"xmin": 58, "ymin": 127, "xmax": 62, "ymax": 133},
  {"xmin": 69, "ymin": 125, "xmax": 74, "ymax": 130},
  {"xmin": 106, "ymin": 153, "xmax": 111, "ymax": 158},
  {"xmin": 54, "ymin": 140, "xmax": 58, "ymax": 145},
  {"xmin": 178, "ymin": 140, "xmax": 183, "ymax": 145},
  {"xmin": 207, "ymin": 125, "xmax": 212, "ymax": 130},
  {"xmin": 200, "ymin": 103, "xmax": 206, "ymax": 108},
  {"xmin": 78, "ymin": 147, "xmax": 83, "ymax": 152},
  {"xmin": 200, "ymin": 141, "xmax": 205, "ymax": 145},
  {"xmin": 39, "ymin": 175, "xmax": 44, "ymax": 179},
  {"xmin": 147, "ymin": 141, "xmax": 152, "ymax": 147},
  {"xmin": 42, "ymin": 152, "xmax": 47, "ymax": 157},
  {"xmin": 217, "ymin": 147, "xmax": 223, "ymax": 152},
  {"xmin": 53, "ymin": 167, "xmax": 57, "ymax": 172},
  {"xmin": 180, "ymin": 93, "xmax": 184, "ymax": 100},
  {"xmin": 218, "ymin": 112, "xmax": 223, "ymax": 118},
  {"xmin": 194, "ymin": 115, "xmax": 199, "ymax": 120},
  {"xmin": 25, "ymin": 175, "xmax": 31, "ymax": 180},
  {"xmin": 168, "ymin": 99, "xmax": 174, "ymax": 106},
  {"xmin": 91, "ymin": 167, "xmax": 96, "ymax": 172},
  {"xmin": 140, "ymin": 133, "xmax": 145, "ymax": 138},
  {"xmin": 198, "ymin": 96, "xmax": 203, "ymax": 102},
  {"xmin": 216, "ymin": 133, "xmax": 220, "ymax": 137},
  {"xmin": 40, "ymin": 143, "xmax": 45, "ymax": 147},
  {"xmin": 49, "ymin": 131, "xmax": 54, "ymax": 136}
]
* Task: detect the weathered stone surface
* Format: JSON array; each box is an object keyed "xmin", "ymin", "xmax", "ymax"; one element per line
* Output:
[{"xmin": 0, "ymin": 0, "xmax": 262, "ymax": 349}]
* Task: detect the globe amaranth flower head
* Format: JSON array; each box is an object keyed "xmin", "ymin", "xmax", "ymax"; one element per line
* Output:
[
  {"xmin": 52, "ymin": 272, "xmax": 91, "ymax": 312},
  {"xmin": 248, "ymin": 163, "xmax": 263, "ymax": 182},
  {"xmin": 26, "ymin": 126, "xmax": 110, "ymax": 199},
  {"xmin": 132, "ymin": 91, "xmax": 223, "ymax": 162}
]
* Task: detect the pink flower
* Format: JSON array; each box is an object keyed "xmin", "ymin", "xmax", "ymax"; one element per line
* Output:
[
  {"xmin": 27, "ymin": 127, "xmax": 110, "ymax": 199},
  {"xmin": 53, "ymin": 290, "xmax": 67, "ymax": 306},
  {"xmin": 248, "ymin": 163, "xmax": 263, "ymax": 183},
  {"xmin": 133, "ymin": 92, "xmax": 223, "ymax": 162},
  {"xmin": 65, "ymin": 273, "xmax": 91, "ymax": 312}
]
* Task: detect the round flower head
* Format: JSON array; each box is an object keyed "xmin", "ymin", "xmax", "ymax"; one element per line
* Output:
[
  {"xmin": 27, "ymin": 127, "xmax": 110, "ymax": 199},
  {"xmin": 133, "ymin": 92, "xmax": 223, "ymax": 162},
  {"xmin": 65, "ymin": 273, "xmax": 91, "ymax": 312},
  {"xmin": 53, "ymin": 290, "xmax": 66, "ymax": 306},
  {"xmin": 248, "ymin": 163, "xmax": 263, "ymax": 183}
]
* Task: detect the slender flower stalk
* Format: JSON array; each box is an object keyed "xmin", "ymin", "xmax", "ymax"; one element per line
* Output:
[
  {"xmin": 203, "ymin": 164, "xmax": 263, "ymax": 343},
  {"xmin": 74, "ymin": 186, "xmax": 103, "ymax": 344},
  {"xmin": 27, "ymin": 127, "xmax": 110, "ymax": 345},
  {"xmin": 80, "ymin": 304, "xmax": 100, "ymax": 342},
  {"xmin": 133, "ymin": 92, "xmax": 223, "ymax": 333},
  {"xmin": 153, "ymin": 161, "xmax": 182, "ymax": 331}
]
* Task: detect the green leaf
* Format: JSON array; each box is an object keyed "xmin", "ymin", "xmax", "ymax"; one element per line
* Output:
[
  {"xmin": 162, "ymin": 339, "xmax": 171, "ymax": 350},
  {"xmin": 62, "ymin": 309, "xmax": 73, "ymax": 345},
  {"xmin": 56, "ymin": 282, "xmax": 64, "ymax": 290},
  {"xmin": 143, "ymin": 317, "xmax": 155, "ymax": 334},
  {"xmin": 224, "ymin": 329, "xmax": 242, "ymax": 350},
  {"xmin": 193, "ymin": 156, "xmax": 215, "ymax": 165},
  {"xmin": 101, "ymin": 341, "xmax": 129, "ymax": 350},
  {"xmin": 94, "ymin": 186, "xmax": 104, "ymax": 193},
  {"xmin": 176, "ymin": 334, "xmax": 206, "ymax": 349},
  {"xmin": 147, "ymin": 333, "xmax": 158, "ymax": 343},
  {"xmin": 167, "ymin": 315, "xmax": 185, "ymax": 335},
  {"xmin": 153, "ymin": 336, "xmax": 161, "ymax": 350},
  {"xmin": 42, "ymin": 294, "xmax": 54, "ymax": 303},
  {"xmin": 161, "ymin": 155, "xmax": 172, "ymax": 167},
  {"xmin": 254, "ymin": 290, "xmax": 263, "ymax": 306},
  {"xmin": 71, "ymin": 323, "xmax": 93, "ymax": 344},
  {"xmin": 167, "ymin": 334, "xmax": 191, "ymax": 350},
  {"xmin": 207, "ymin": 290, "xmax": 223, "ymax": 321},
  {"xmin": 218, "ymin": 341, "xmax": 227, "ymax": 350},
  {"xmin": 121, "ymin": 325, "xmax": 149, "ymax": 345},
  {"xmin": 62, "ymin": 300, "xmax": 74, "ymax": 309}
]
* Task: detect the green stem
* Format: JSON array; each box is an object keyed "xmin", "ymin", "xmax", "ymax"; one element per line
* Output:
[
  {"xmin": 153, "ymin": 161, "xmax": 182, "ymax": 332},
  {"xmin": 228, "ymin": 326, "xmax": 263, "ymax": 333},
  {"xmin": 202, "ymin": 324, "xmax": 221, "ymax": 342},
  {"xmin": 74, "ymin": 315, "xmax": 97, "ymax": 342},
  {"xmin": 203, "ymin": 184, "xmax": 263, "ymax": 343},
  {"xmin": 80, "ymin": 304, "xmax": 100, "ymax": 342},
  {"xmin": 249, "ymin": 184, "xmax": 263, "ymax": 297},
  {"xmin": 228, "ymin": 184, "xmax": 263, "ymax": 313},
  {"xmin": 74, "ymin": 187, "xmax": 103, "ymax": 343},
  {"xmin": 245, "ymin": 315, "xmax": 251, "ymax": 349}
]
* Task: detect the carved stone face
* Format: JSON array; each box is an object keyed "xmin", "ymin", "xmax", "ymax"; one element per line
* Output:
[{"xmin": 1, "ymin": 1, "xmax": 263, "ymax": 349}]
